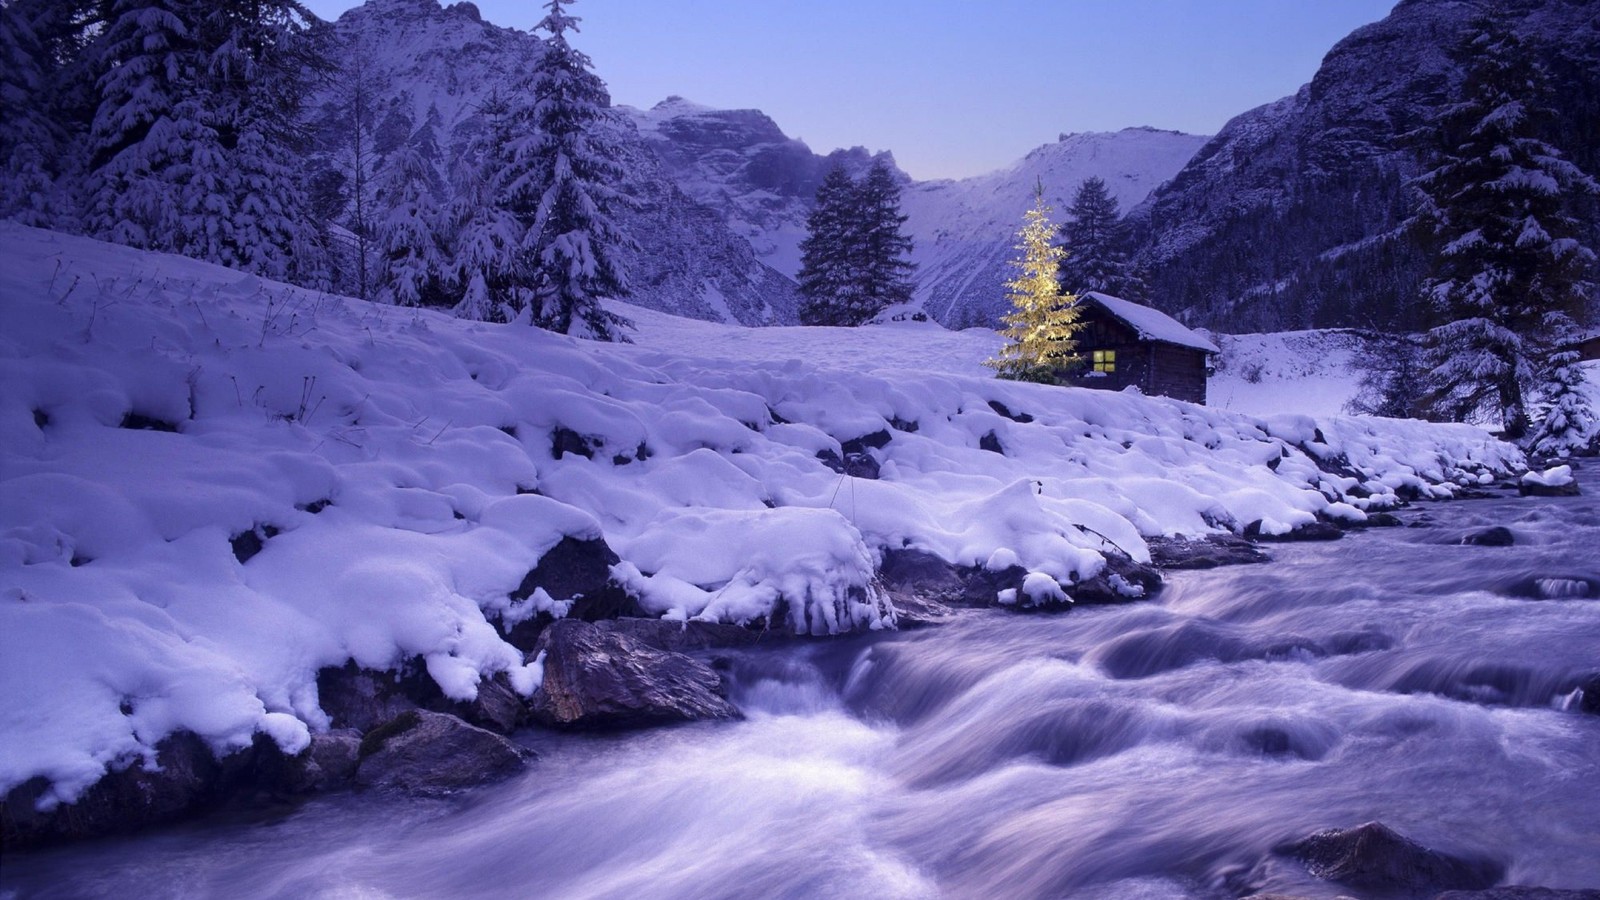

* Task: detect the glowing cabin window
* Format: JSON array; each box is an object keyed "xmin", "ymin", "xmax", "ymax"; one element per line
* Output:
[{"xmin": 1093, "ymin": 350, "xmax": 1116, "ymax": 372}]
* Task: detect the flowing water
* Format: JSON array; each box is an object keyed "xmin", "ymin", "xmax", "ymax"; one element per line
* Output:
[{"xmin": 6, "ymin": 472, "xmax": 1600, "ymax": 899}]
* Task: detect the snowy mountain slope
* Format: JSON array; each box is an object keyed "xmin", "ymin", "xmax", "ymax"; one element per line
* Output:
[
  {"xmin": 311, "ymin": 0, "xmax": 800, "ymax": 325},
  {"xmin": 625, "ymin": 98, "xmax": 1205, "ymax": 327},
  {"xmin": 904, "ymin": 128, "xmax": 1209, "ymax": 329},
  {"xmin": 621, "ymin": 97, "xmax": 894, "ymax": 279},
  {"xmin": 0, "ymin": 223, "xmax": 1523, "ymax": 804},
  {"xmin": 1128, "ymin": 0, "xmax": 1600, "ymax": 332}
]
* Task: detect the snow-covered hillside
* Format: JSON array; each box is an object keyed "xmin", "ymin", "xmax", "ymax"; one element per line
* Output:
[
  {"xmin": 0, "ymin": 223, "xmax": 1523, "ymax": 805},
  {"xmin": 905, "ymin": 128, "xmax": 1209, "ymax": 328}
]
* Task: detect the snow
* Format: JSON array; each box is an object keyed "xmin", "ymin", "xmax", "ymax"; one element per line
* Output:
[
  {"xmin": 1080, "ymin": 292, "xmax": 1220, "ymax": 354},
  {"xmin": 1521, "ymin": 465, "xmax": 1574, "ymax": 488},
  {"xmin": 0, "ymin": 222, "xmax": 1525, "ymax": 804}
]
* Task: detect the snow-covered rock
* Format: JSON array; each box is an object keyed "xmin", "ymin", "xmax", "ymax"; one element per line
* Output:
[{"xmin": 0, "ymin": 222, "xmax": 1523, "ymax": 805}]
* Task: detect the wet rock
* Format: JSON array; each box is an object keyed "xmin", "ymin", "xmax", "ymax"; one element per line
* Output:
[
  {"xmin": 529, "ymin": 619, "xmax": 740, "ymax": 729},
  {"xmin": 1148, "ymin": 534, "xmax": 1271, "ymax": 569},
  {"xmin": 1440, "ymin": 883, "xmax": 1600, "ymax": 890},
  {"xmin": 1245, "ymin": 520, "xmax": 1344, "ymax": 542},
  {"xmin": 287, "ymin": 731, "xmax": 362, "ymax": 792},
  {"xmin": 318, "ymin": 662, "xmax": 527, "ymax": 735},
  {"xmin": 957, "ymin": 563, "xmax": 1030, "ymax": 606},
  {"xmin": 1072, "ymin": 555, "xmax": 1163, "ymax": 604},
  {"xmin": 1, "ymin": 733, "xmax": 220, "ymax": 848},
  {"xmin": 1348, "ymin": 511, "xmax": 1403, "ymax": 528},
  {"xmin": 591, "ymin": 617, "xmax": 766, "ymax": 652},
  {"xmin": 879, "ymin": 548, "xmax": 967, "ymax": 609},
  {"xmin": 1462, "ymin": 526, "xmax": 1515, "ymax": 547},
  {"xmin": 1278, "ymin": 821, "xmax": 1503, "ymax": 896},
  {"xmin": 354, "ymin": 710, "xmax": 531, "ymax": 794},
  {"xmin": 1576, "ymin": 674, "xmax": 1600, "ymax": 716}
]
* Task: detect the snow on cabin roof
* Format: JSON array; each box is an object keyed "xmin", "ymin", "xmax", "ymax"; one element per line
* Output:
[{"xmin": 1079, "ymin": 292, "xmax": 1220, "ymax": 354}]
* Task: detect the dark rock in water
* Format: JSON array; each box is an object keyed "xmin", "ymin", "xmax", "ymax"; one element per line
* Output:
[
  {"xmin": 876, "ymin": 549, "xmax": 966, "ymax": 625},
  {"xmin": 1278, "ymin": 820, "xmax": 1503, "ymax": 895},
  {"xmin": 1148, "ymin": 534, "xmax": 1271, "ymax": 569},
  {"xmin": 1072, "ymin": 555, "xmax": 1163, "ymax": 604},
  {"xmin": 1519, "ymin": 480, "xmax": 1580, "ymax": 498},
  {"xmin": 287, "ymin": 731, "xmax": 362, "ymax": 793},
  {"xmin": 354, "ymin": 710, "xmax": 531, "ymax": 794},
  {"xmin": 957, "ymin": 563, "xmax": 1030, "ymax": 606},
  {"xmin": 1, "ymin": 732, "xmax": 220, "ymax": 848},
  {"xmin": 1440, "ymin": 883, "xmax": 1600, "ymax": 890},
  {"xmin": 529, "ymin": 619, "xmax": 740, "ymax": 729},
  {"xmin": 591, "ymin": 617, "xmax": 766, "ymax": 652},
  {"xmin": 1245, "ymin": 519, "xmax": 1343, "ymax": 542},
  {"xmin": 459, "ymin": 671, "xmax": 531, "ymax": 734},
  {"xmin": 1462, "ymin": 526, "xmax": 1515, "ymax": 547},
  {"xmin": 1577, "ymin": 674, "xmax": 1600, "ymax": 716},
  {"xmin": 505, "ymin": 536, "xmax": 641, "ymax": 648},
  {"xmin": 1348, "ymin": 511, "xmax": 1403, "ymax": 528}
]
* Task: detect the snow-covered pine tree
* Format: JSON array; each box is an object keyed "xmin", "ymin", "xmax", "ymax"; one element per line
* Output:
[
  {"xmin": 190, "ymin": 0, "xmax": 329, "ymax": 287},
  {"xmin": 375, "ymin": 134, "xmax": 450, "ymax": 308},
  {"xmin": 448, "ymin": 88, "xmax": 523, "ymax": 323},
  {"xmin": 1413, "ymin": 21, "xmax": 1598, "ymax": 437},
  {"xmin": 82, "ymin": 0, "xmax": 206, "ymax": 251},
  {"xmin": 986, "ymin": 186, "xmax": 1082, "ymax": 382},
  {"xmin": 852, "ymin": 158, "xmax": 915, "ymax": 320},
  {"xmin": 0, "ymin": 0, "xmax": 86, "ymax": 228},
  {"xmin": 493, "ymin": 0, "xmax": 631, "ymax": 340},
  {"xmin": 1345, "ymin": 332, "xmax": 1425, "ymax": 418},
  {"xmin": 797, "ymin": 164, "xmax": 864, "ymax": 326},
  {"xmin": 1057, "ymin": 176, "xmax": 1143, "ymax": 300},
  {"xmin": 1528, "ymin": 343, "xmax": 1597, "ymax": 456}
]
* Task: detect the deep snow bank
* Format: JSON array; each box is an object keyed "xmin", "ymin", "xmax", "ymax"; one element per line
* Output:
[{"xmin": 0, "ymin": 223, "xmax": 1521, "ymax": 803}]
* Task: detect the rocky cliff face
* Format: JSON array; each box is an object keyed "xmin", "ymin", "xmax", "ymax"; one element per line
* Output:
[
  {"xmin": 628, "ymin": 97, "xmax": 1205, "ymax": 329},
  {"xmin": 1129, "ymin": 0, "xmax": 1600, "ymax": 333},
  {"xmin": 312, "ymin": 0, "xmax": 800, "ymax": 326}
]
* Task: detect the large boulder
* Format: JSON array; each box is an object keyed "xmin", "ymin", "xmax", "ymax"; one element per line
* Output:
[
  {"xmin": 1071, "ymin": 554, "xmax": 1163, "ymax": 604},
  {"xmin": 1462, "ymin": 526, "xmax": 1515, "ymax": 547},
  {"xmin": 353, "ymin": 710, "xmax": 532, "ymax": 795},
  {"xmin": 1, "ymin": 732, "xmax": 221, "ymax": 848},
  {"xmin": 529, "ymin": 619, "xmax": 740, "ymax": 729},
  {"xmin": 503, "ymin": 536, "xmax": 641, "ymax": 649},
  {"xmin": 1278, "ymin": 821, "xmax": 1503, "ymax": 896},
  {"xmin": 317, "ymin": 662, "xmax": 529, "ymax": 735},
  {"xmin": 878, "ymin": 548, "xmax": 966, "ymax": 626}
]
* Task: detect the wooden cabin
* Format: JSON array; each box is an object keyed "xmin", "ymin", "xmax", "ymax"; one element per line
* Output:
[{"xmin": 1063, "ymin": 292, "xmax": 1219, "ymax": 404}]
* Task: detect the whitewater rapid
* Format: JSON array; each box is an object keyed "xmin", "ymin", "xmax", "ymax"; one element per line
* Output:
[{"xmin": 6, "ymin": 471, "xmax": 1599, "ymax": 899}]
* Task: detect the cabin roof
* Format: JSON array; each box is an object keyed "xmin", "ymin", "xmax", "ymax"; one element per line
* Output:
[{"xmin": 1079, "ymin": 292, "xmax": 1220, "ymax": 354}]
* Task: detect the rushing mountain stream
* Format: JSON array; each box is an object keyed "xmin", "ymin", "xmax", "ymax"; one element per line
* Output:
[{"xmin": 6, "ymin": 471, "xmax": 1600, "ymax": 899}]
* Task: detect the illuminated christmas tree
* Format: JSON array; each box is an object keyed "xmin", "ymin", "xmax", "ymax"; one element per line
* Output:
[{"xmin": 986, "ymin": 185, "xmax": 1083, "ymax": 382}]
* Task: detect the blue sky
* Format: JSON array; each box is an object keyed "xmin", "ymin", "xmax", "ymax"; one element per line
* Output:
[{"xmin": 303, "ymin": 0, "xmax": 1399, "ymax": 180}]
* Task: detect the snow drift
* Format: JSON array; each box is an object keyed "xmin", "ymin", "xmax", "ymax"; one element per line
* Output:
[{"xmin": 0, "ymin": 222, "xmax": 1522, "ymax": 804}]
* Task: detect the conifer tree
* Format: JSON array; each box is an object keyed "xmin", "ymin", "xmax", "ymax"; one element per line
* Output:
[
  {"xmin": 987, "ymin": 187, "xmax": 1083, "ymax": 382},
  {"xmin": 0, "ymin": 0, "xmax": 85, "ymax": 228},
  {"xmin": 1058, "ymin": 176, "xmax": 1143, "ymax": 300},
  {"xmin": 854, "ymin": 158, "xmax": 916, "ymax": 316},
  {"xmin": 798, "ymin": 164, "xmax": 866, "ymax": 325},
  {"xmin": 375, "ymin": 140, "xmax": 449, "ymax": 307},
  {"xmin": 1413, "ymin": 22, "xmax": 1597, "ymax": 437},
  {"xmin": 1528, "ymin": 344, "xmax": 1597, "ymax": 456},
  {"xmin": 497, "ymin": 0, "xmax": 631, "ymax": 340},
  {"xmin": 798, "ymin": 159, "xmax": 916, "ymax": 326},
  {"xmin": 448, "ymin": 89, "xmax": 524, "ymax": 323}
]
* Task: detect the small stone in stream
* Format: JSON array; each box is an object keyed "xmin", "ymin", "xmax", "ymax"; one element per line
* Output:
[
  {"xmin": 529, "ymin": 619, "xmax": 740, "ymax": 729},
  {"xmin": 1245, "ymin": 520, "xmax": 1343, "ymax": 542},
  {"xmin": 1576, "ymin": 674, "xmax": 1600, "ymax": 716},
  {"xmin": 1148, "ymin": 534, "xmax": 1271, "ymax": 569},
  {"xmin": 1278, "ymin": 821, "xmax": 1503, "ymax": 895},
  {"xmin": 354, "ymin": 710, "xmax": 531, "ymax": 794},
  {"xmin": 1462, "ymin": 526, "xmax": 1515, "ymax": 547}
]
